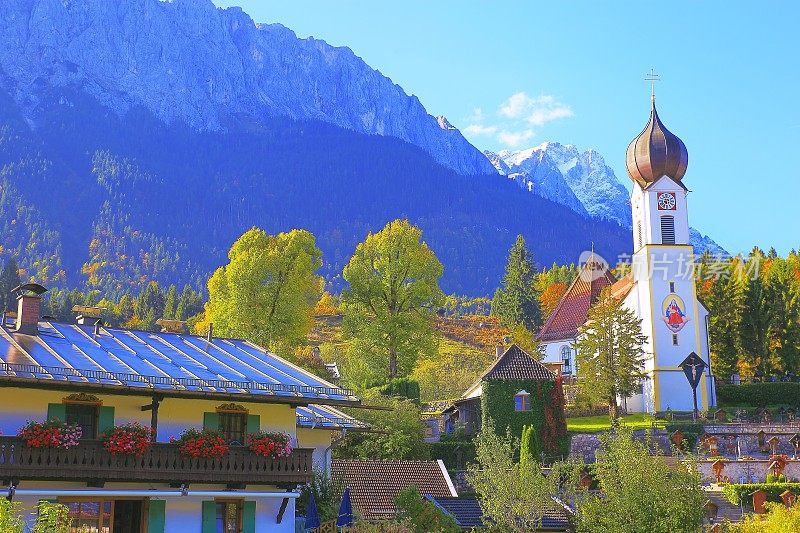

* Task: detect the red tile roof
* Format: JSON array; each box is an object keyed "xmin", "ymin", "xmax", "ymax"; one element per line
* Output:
[
  {"xmin": 331, "ymin": 460, "xmax": 457, "ymax": 521},
  {"xmin": 537, "ymin": 257, "xmax": 617, "ymax": 342}
]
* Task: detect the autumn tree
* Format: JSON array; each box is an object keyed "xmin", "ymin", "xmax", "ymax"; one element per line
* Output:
[
  {"xmin": 492, "ymin": 235, "xmax": 542, "ymax": 331},
  {"xmin": 540, "ymin": 282, "xmax": 567, "ymax": 319},
  {"xmin": 342, "ymin": 220, "xmax": 443, "ymax": 379},
  {"xmin": 574, "ymin": 429, "xmax": 705, "ymax": 533},
  {"xmin": 575, "ymin": 291, "xmax": 647, "ymax": 420},
  {"xmin": 203, "ymin": 227, "xmax": 323, "ymax": 349}
]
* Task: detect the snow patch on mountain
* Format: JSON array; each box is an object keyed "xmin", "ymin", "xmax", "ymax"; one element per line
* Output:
[{"xmin": 484, "ymin": 142, "xmax": 728, "ymax": 256}]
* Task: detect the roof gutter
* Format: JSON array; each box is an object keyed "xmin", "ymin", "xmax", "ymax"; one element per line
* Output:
[{"xmin": 8, "ymin": 488, "xmax": 299, "ymax": 500}]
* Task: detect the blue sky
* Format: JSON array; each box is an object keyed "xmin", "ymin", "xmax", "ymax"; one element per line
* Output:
[{"xmin": 213, "ymin": 0, "xmax": 799, "ymax": 256}]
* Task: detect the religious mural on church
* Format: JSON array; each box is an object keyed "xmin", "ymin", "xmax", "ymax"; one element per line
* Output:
[{"xmin": 660, "ymin": 294, "xmax": 691, "ymax": 333}]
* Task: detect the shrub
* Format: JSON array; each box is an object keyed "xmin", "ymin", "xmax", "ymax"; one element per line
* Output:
[
  {"xmin": 18, "ymin": 419, "xmax": 82, "ymax": 449},
  {"xmin": 430, "ymin": 440, "xmax": 476, "ymax": 470},
  {"xmin": 0, "ymin": 499, "xmax": 25, "ymax": 533},
  {"xmin": 395, "ymin": 486, "xmax": 460, "ymax": 533},
  {"xmin": 246, "ymin": 431, "xmax": 292, "ymax": 458},
  {"xmin": 172, "ymin": 428, "xmax": 229, "ymax": 458},
  {"xmin": 374, "ymin": 378, "xmax": 421, "ymax": 404},
  {"xmin": 32, "ymin": 501, "xmax": 72, "ymax": 533},
  {"xmin": 665, "ymin": 423, "xmax": 705, "ymax": 450},
  {"xmin": 101, "ymin": 422, "xmax": 152, "ymax": 456},
  {"xmin": 717, "ymin": 383, "xmax": 800, "ymax": 408},
  {"xmin": 722, "ymin": 482, "xmax": 800, "ymax": 507}
]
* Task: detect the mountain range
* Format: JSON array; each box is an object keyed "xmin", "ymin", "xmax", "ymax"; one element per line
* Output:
[
  {"xmin": 0, "ymin": 0, "xmax": 719, "ymax": 297},
  {"xmin": 484, "ymin": 143, "xmax": 726, "ymax": 255}
]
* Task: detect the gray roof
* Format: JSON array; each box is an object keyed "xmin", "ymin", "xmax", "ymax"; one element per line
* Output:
[
  {"xmin": 0, "ymin": 320, "xmax": 366, "ymax": 430},
  {"xmin": 481, "ymin": 344, "xmax": 556, "ymax": 382}
]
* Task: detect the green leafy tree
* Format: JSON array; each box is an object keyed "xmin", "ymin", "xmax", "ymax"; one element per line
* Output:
[
  {"xmin": 338, "ymin": 389, "xmax": 428, "ymax": 460},
  {"xmin": 342, "ymin": 219, "xmax": 443, "ymax": 379},
  {"xmin": 0, "ymin": 257, "xmax": 21, "ymax": 313},
  {"xmin": 492, "ymin": 235, "xmax": 542, "ymax": 331},
  {"xmin": 468, "ymin": 420, "xmax": 555, "ymax": 532},
  {"xmin": 574, "ymin": 429, "xmax": 705, "ymax": 533},
  {"xmin": 204, "ymin": 228, "xmax": 322, "ymax": 349},
  {"xmin": 575, "ymin": 291, "xmax": 647, "ymax": 420},
  {"xmin": 395, "ymin": 486, "xmax": 460, "ymax": 533}
]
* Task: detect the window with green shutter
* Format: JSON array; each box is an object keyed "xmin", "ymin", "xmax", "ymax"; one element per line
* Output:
[
  {"xmin": 47, "ymin": 403, "xmax": 66, "ymax": 422},
  {"xmin": 147, "ymin": 500, "xmax": 166, "ymax": 533},
  {"xmin": 242, "ymin": 501, "xmax": 256, "ymax": 533}
]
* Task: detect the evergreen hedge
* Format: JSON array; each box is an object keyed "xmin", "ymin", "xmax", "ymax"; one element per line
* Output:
[
  {"xmin": 429, "ymin": 440, "xmax": 476, "ymax": 470},
  {"xmin": 722, "ymin": 482, "xmax": 800, "ymax": 507},
  {"xmin": 371, "ymin": 378, "xmax": 421, "ymax": 404},
  {"xmin": 717, "ymin": 383, "xmax": 800, "ymax": 408}
]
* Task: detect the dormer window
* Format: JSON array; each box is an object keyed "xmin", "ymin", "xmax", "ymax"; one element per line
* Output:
[{"xmin": 515, "ymin": 390, "xmax": 531, "ymax": 412}]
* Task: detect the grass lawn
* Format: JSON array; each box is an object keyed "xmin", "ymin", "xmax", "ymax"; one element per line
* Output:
[{"xmin": 566, "ymin": 413, "xmax": 665, "ymax": 433}]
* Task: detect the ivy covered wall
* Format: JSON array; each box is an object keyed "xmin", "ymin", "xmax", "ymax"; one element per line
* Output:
[{"xmin": 480, "ymin": 377, "xmax": 567, "ymax": 454}]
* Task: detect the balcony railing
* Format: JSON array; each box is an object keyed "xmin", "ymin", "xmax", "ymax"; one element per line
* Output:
[{"xmin": 0, "ymin": 437, "xmax": 312, "ymax": 486}]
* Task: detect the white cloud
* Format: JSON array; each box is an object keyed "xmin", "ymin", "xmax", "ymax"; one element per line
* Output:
[
  {"xmin": 464, "ymin": 124, "xmax": 498, "ymax": 136},
  {"xmin": 466, "ymin": 107, "xmax": 484, "ymax": 123},
  {"xmin": 497, "ymin": 129, "xmax": 535, "ymax": 147},
  {"xmin": 498, "ymin": 92, "xmax": 573, "ymax": 126},
  {"xmin": 499, "ymin": 92, "xmax": 531, "ymax": 119}
]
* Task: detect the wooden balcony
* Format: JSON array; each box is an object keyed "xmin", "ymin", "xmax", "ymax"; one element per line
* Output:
[{"xmin": 0, "ymin": 437, "xmax": 312, "ymax": 486}]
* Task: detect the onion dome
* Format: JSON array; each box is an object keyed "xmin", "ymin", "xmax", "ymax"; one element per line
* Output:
[{"xmin": 626, "ymin": 99, "xmax": 688, "ymax": 187}]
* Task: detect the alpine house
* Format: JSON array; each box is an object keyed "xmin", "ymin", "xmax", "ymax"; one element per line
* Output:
[{"xmin": 0, "ymin": 283, "xmax": 368, "ymax": 533}]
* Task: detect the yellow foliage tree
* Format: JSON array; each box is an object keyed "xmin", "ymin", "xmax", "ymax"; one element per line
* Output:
[{"xmin": 202, "ymin": 227, "xmax": 323, "ymax": 350}]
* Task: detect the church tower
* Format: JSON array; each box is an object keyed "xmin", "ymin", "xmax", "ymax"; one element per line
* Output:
[{"xmin": 622, "ymin": 91, "xmax": 716, "ymax": 413}]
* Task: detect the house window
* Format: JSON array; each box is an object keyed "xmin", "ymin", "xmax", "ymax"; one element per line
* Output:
[
  {"xmin": 219, "ymin": 412, "xmax": 247, "ymax": 444},
  {"xmin": 660, "ymin": 216, "xmax": 676, "ymax": 245},
  {"xmin": 65, "ymin": 403, "xmax": 99, "ymax": 440},
  {"xmin": 672, "ymin": 334, "xmax": 679, "ymax": 346},
  {"xmin": 515, "ymin": 391, "xmax": 531, "ymax": 412},
  {"xmin": 561, "ymin": 346, "xmax": 572, "ymax": 374},
  {"xmin": 62, "ymin": 499, "xmax": 112, "ymax": 532},
  {"xmin": 216, "ymin": 500, "xmax": 243, "ymax": 533}
]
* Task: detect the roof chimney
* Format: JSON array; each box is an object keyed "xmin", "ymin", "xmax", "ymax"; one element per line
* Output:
[
  {"xmin": 206, "ymin": 322, "xmax": 213, "ymax": 342},
  {"xmin": 496, "ymin": 343, "xmax": 505, "ymax": 359},
  {"xmin": 13, "ymin": 283, "xmax": 48, "ymax": 335}
]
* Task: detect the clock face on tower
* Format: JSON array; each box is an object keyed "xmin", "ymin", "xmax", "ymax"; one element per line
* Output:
[{"xmin": 657, "ymin": 192, "xmax": 676, "ymax": 210}]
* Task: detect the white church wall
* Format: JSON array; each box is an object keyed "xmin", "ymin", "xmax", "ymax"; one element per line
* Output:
[
  {"xmin": 632, "ymin": 245, "xmax": 713, "ymax": 412},
  {"xmin": 541, "ymin": 340, "xmax": 576, "ymax": 376}
]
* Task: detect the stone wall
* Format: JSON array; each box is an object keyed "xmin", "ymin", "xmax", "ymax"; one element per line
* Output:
[{"xmin": 699, "ymin": 459, "xmax": 800, "ymax": 484}]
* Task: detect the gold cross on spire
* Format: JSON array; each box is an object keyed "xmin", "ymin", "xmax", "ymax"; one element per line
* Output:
[{"xmin": 645, "ymin": 69, "xmax": 660, "ymax": 102}]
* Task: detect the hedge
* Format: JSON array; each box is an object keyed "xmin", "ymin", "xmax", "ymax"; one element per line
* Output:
[
  {"xmin": 430, "ymin": 440, "xmax": 476, "ymax": 470},
  {"xmin": 717, "ymin": 383, "xmax": 800, "ymax": 408},
  {"xmin": 722, "ymin": 482, "xmax": 800, "ymax": 508},
  {"xmin": 665, "ymin": 423, "xmax": 705, "ymax": 450},
  {"xmin": 372, "ymin": 378, "xmax": 421, "ymax": 404}
]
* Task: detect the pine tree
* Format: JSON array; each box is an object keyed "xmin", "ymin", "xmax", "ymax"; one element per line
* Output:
[
  {"xmin": 492, "ymin": 235, "xmax": 542, "ymax": 332},
  {"xmin": 520, "ymin": 424, "xmax": 540, "ymax": 471},
  {"xmin": 704, "ymin": 261, "xmax": 744, "ymax": 380},
  {"xmin": 738, "ymin": 249, "xmax": 774, "ymax": 376},
  {"xmin": 575, "ymin": 291, "xmax": 647, "ymax": 420},
  {"xmin": 0, "ymin": 258, "xmax": 22, "ymax": 313},
  {"xmin": 163, "ymin": 284, "xmax": 178, "ymax": 320}
]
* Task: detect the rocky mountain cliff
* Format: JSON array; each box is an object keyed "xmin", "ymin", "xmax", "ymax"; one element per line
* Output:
[{"xmin": 0, "ymin": 0, "xmax": 494, "ymax": 176}]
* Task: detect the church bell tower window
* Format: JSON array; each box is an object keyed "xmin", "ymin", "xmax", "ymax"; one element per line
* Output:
[{"xmin": 660, "ymin": 216, "xmax": 675, "ymax": 245}]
